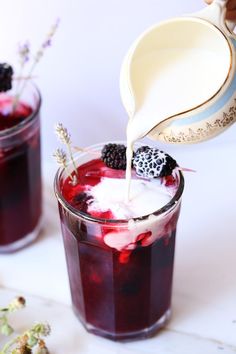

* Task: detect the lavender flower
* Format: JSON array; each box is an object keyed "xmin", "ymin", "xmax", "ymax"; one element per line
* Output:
[
  {"xmin": 54, "ymin": 123, "xmax": 71, "ymax": 145},
  {"xmin": 13, "ymin": 19, "xmax": 60, "ymax": 111},
  {"xmin": 32, "ymin": 323, "xmax": 51, "ymax": 337},
  {"xmin": 18, "ymin": 42, "xmax": 30, "ymax": 65},
  {"xmin": 53, "ymin": 148, "xmax": 68, "ymax": 167},
  {"xmin": 53, "ymin": 148, "xmax": 76, "ymax": 184},
  {"xmin": 54, "ymin": 122, "xmax": 78, "ymax": 181},
  {"xmin": 42, "ymin": 39, "xmax": 51, "ymax": 49},
  {"xmin": 35, "ymin": 18, "xmax": 60, "ymax": 63}
]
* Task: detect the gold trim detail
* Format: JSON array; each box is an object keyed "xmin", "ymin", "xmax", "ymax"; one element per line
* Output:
[{"xmin": 161, "ymin": 99, "xmax": 236, "ymax": 143}]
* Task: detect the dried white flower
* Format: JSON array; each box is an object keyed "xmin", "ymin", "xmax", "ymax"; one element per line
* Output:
[
  {"xmin": 8, "ymin": 297, "xmax": 26, "ymax": 312},
  {"xmin": 53, "ymin": 148, "xmax": 67, "ymax": 167},
  {"xmin": 54, "ymin": 123, "xmax": 71, "ymax": 145},
  {"xmin": 35, "ymin": 345, "xmax": 50, "ymax": 354},
  {"xmin": 53, "ymin": 148, "xmax": 76, "ymax": 183},
  {"xmin": 54, "ymin": 122, "xmax": 78, "ymax": 181},
  {"xmin": 32, "ymin": 323, "xmax": 51, "ymax": 337}
]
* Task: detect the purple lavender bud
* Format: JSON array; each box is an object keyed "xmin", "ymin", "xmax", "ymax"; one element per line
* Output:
[
  {"xmin": 18, "ymin": 41, "xmax": 30, "ymax": 64},
  {"xmin": 42, "ymin": 39, "xmax": 51, "ymax": 48}
]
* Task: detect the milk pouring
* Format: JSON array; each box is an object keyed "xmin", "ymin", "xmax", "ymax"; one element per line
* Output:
[{"xmin": 125, "ymin": 46, "xmax": 231, "ymax": 197}]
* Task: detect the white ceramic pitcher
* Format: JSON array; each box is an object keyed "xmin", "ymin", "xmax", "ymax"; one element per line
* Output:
[{"xmin": 120, "ymin": 0, "xmax": 236, "ymax": 144}]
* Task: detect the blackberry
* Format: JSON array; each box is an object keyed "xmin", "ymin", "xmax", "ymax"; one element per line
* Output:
[
  {"xmin": 101, "ymin": 143, "xmax": 127, "ymax": 170},
  {"xmin": 72, "ymin": 192, "xmax": 93, "ymax": 211},
  {"xmin": 133, "ymin": 145, "xmax": 177, "ymax": 178},
  {"xmin": 0, "ymin": 63, "xmax": 13, "ymax": 92}
]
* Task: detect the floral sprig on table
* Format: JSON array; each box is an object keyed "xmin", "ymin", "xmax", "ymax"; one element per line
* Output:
[
  {"xmin": 0, "ymin": 323, "xmax": 51, "ymax": 354},
  {"xmin": 0, "ymin": 298, "xmax": 51, "ymax": 354},
  {"xmin": 0, "ymin": 297, "xmax": 25, "ymax": 336}
]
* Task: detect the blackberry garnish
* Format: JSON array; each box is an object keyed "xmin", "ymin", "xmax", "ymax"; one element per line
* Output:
[
  {"xmin": 133, "ymin": 145, "xmax": 177, "ymax": 178},
  {"xmin": 0, "ymin": 63, "xmax": 13, "ymax": 92},
  {"xmin": 72, "ymin": 192, "xmax": 93, "ymax": 211},
  {"xmin": 101, "ymin": 143, "xmax": 127, "ymax": 170}
]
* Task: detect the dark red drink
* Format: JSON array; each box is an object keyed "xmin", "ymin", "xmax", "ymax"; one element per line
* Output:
[
  {"xmin": 0, "ymin": 84, "xmax": 42, "ymax": 252},
  {"xmin": 55, "ymin": 144, "xmax": 184, "ymax": 341}
]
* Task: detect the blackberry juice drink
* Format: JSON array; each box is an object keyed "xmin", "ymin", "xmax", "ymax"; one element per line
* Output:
[
  {"xmin": 55, "ymin": 143, "xmax": 184, "ymax": 341},
  {"xmin": 0, "ymin": 83, "xmax": 42, "ymax": 252}
]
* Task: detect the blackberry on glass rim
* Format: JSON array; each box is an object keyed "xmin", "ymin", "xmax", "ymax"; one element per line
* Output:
[
  {"xmin": 0, "ymin": 63, "xmax": 14, "ymax": 92},
  {"xmin": 101, "ymin": 143, "xmax": 178, "ymax": 177}
]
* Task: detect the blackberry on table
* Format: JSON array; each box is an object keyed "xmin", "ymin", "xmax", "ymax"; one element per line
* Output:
[
  {"xmin": 101, "ymin": 143, "xmax": 127, "ymax": 170},
  {"xmin": 0, "ymin": 63, "xmax": 13, "ymax": 92},
  {"xmin": 133, "ymin": 145, "xmax": 177, "ymax": 178}
]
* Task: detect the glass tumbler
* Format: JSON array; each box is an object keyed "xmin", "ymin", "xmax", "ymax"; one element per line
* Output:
[
  {"xmin": 0, "ymin": 82, "xmax": 42, "ymax": 252},
  {"xmin": 54, "ymin": 144, "xmax": 184, "ymax": 341}
]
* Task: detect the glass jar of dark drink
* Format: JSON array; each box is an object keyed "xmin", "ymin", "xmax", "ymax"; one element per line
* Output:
[
  {"xmin": 54, "ymin": 144, "xmax": 184, "ymax": 341},
  {"xmin": 0, "ymin": 82, "xmax": 42, "ymax": 252}
]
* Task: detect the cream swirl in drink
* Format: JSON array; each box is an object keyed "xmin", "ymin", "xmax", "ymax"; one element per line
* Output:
[{"xmin": 57, "ymin": 142, "xmax": 180, "ymax": 251}]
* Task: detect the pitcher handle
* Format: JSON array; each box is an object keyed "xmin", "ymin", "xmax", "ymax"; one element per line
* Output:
[{"xmin": 193, "ymin": 0, "xmax": 236, "ymax": 39}]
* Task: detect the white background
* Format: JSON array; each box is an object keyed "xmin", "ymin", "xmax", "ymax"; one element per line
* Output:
[{"xmin": 0, "ymin": 0, "xmax": 235, "ymax": 163}]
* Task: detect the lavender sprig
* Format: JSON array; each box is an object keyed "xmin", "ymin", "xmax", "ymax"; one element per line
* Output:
[
  {"xmin": 12, "ymin": 42, "xmax": 30, "ymax": 106},
  {"xmin": 13, "ymin": 19, "xmax": 60, "ymax": 109},
  {"xmin": 53, "ymin": 148, "xmax": 77, "ymax": 185},
  {"xmin": 53, "ymin": 148, "xmax": 67, "ymax": 167},
  {"xmin": 54, "ymin": 123, "xmax": 78, "ymax": 181},
  {"xmin": 54, "ymin": 123, "xmax": 71, "ymax": 146},
  {"xmin": 18, "ymin": 42, "xmax": 30, "ymax": 66},
  {"xmin": 34, "ymin": 18, "xmax": 60, "ymax": 64}
]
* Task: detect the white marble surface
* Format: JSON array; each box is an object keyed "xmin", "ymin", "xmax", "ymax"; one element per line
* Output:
[
  {"xmin": 1, "ymin": 140, "xmax": 236, "ymax": 353},
  {"xmin": 0, "ymin": 287, "xmax": 235, "ymax": 354}
]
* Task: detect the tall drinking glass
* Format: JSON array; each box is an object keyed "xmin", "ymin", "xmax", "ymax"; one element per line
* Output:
[
  {"xmin": 0, "ymin": 82, "xmax": 42, "ymax": 252},
  {"xmin": 54, "ymin": 143, "xmax": 184, "ymax": 341}
]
